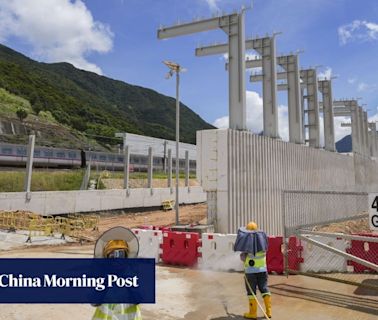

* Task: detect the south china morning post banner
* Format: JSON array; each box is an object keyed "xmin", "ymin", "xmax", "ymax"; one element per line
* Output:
[{"xmin": 0, "ymin": 258, "xmax": 155, "ymax": 303}]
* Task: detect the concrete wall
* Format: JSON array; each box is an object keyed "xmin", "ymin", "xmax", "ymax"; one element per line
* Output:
[
  {"xmin": 0, "ymin": 187, "xmax": 206, "ymax": 215},
  {"xmin": 197, "ymin": 129, "xmax": 378, "ymax": 235}
]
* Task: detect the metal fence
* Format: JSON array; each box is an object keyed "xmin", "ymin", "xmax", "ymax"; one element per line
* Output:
[{"xmin": 282, "ymin": 190, "xmax": 378, "ymax": 291}]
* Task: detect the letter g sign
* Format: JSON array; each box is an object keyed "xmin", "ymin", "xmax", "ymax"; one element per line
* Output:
[{"xmin": 368, "ymin": 194, "xmax": 378, "ymax": 231}]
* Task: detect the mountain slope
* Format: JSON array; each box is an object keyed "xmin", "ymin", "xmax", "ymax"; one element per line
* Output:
[
  {"xmin": 336, "ymin": 135, "xmax": 352, "ymax": 153},
  {"xmin": 0, "ymin": 44, "xmax": 214, "ymax": 144}
]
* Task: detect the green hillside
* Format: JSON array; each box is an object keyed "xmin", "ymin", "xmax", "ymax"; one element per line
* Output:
[{"xmin": 0, "ymin": 44, "xmax": 214, "ymax": 144}]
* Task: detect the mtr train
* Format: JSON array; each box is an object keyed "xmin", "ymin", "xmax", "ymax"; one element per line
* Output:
[{"xmin": 0, "ymin": 134, "xmax": 197, "ymax": 173}]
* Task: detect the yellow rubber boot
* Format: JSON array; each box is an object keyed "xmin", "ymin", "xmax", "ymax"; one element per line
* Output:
[
  {"xmin": 263, "ymin": 295, "xmax": 272, "ymax": 318},
  {"xmin": 244, "ymin": 298, "xmax": 257, "ymax": 319}
]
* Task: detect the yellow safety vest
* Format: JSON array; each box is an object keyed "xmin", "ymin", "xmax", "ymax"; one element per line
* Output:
[
  {"xmin": 92, "ymin": 304, "xmax": 142, "ymax": 320},
  {"xmin": 244, "ymin": 251, "xmax": 267, "ymax": 274}
]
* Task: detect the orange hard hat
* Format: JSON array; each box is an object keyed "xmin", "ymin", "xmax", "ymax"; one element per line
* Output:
[{"xmin": 246, "ymin": 221, "xmax": 258, "ymax": 231}]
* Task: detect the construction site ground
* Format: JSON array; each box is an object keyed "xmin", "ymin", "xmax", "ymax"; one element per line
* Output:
[
  {"xmin": 0, "ymin": 244, "xmax": 376, "ymax": 320},
  {"xmin": 0, "ymin": 204, "xmax": 377, "ymax": 319}
]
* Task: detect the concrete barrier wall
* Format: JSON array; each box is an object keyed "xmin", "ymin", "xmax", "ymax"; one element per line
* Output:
[
  {"xmin": 0, "ymin": 187, "xmax": 206, "ymax": 215},
  {"xmin": 197, "ymin": 129, "xmax": 378, "ymax": 235}
]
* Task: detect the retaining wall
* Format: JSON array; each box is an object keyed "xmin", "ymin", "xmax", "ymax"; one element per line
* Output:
[
  {"xmin": 0, "ymin": 186, "xmax": 206, "ymax": 215},
  {"xmin": 197, "ymin": 129, "xmax": 378, "ymax": 235}
]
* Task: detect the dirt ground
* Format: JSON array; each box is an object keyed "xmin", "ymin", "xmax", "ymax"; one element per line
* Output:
[
  {"xmin": 95, "ymin": 203, "xmax": 207, "ymax": 233},
  {"xmin": 102, "ymin": 178, "xmax": 200, "ymax": 189},
  {"xmin": 315, "ymin": 217, "xmax": 373, "ymax": 234}
]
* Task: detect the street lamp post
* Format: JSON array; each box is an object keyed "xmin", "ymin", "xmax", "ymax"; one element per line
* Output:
[{"xmin": 163, "ymin": 60, "xmax": 185, "ymax": 226}]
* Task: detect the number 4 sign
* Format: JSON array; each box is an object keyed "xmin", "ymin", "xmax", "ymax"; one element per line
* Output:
[{"xmin": 368, "ymin": 194, "xmax": 378, "ymax": 231}]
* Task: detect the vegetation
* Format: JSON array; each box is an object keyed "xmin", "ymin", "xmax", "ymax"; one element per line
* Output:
[
  {"xmin": 16, "ymin": 107, "xmax": 28, "ymax": 122},
  {"xmin": 0, "ymin": 87, "xmax": 32, "ymax": 116},
  {"xmin": 0, "ymin": 170, "xmax": 85, "ymax": 192},
  {"xmin": 0, "ymin": 170, "xmax": 196, "ymax": 192},
  {"xmin": 0, "ymin": 44, "xmax": 214, "ymax": 145}
]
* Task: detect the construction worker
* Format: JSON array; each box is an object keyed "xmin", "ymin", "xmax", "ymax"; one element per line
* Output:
[
  {"xmin": 92, "ymin": 226, "xmax": 142, "ymax": 320},
  {"xmin": 234, "ymin": 221, "xmax": 271, "ymax": 319}
]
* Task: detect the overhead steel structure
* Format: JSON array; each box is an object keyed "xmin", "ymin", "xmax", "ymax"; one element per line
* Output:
[
  {"xmin": 158, "ymin": 12, "xmax": 247, "ymax": 130},
  {"xmin": 196, "ymin": 35, "xmax": 280, "ymax": 138}
]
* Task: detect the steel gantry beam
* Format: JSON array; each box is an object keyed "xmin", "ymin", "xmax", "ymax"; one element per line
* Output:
[
  {"xmin": 300, "ymin": 69, "xmax": 320, "ymax": 148},
  {"xmin": 318, "ymin": 80, "xmax": 335, "ymax": 152},
  {"xmin": 158, "ymin": 12, "xmax": 247, "ymax": 130},
  {"xmin": 196, "ymin": 35, "xmax": 279, "ymax": 137}
]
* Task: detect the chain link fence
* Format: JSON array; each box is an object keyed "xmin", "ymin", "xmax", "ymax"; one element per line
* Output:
[{"xmin": 282, "ymin": 190, "xmax": 378, "ymax": 292}]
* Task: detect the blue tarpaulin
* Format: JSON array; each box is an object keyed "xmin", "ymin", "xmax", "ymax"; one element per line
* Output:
[{"xmin": 234, "ymin": 228, "xmax": 268, "ymax": 255}]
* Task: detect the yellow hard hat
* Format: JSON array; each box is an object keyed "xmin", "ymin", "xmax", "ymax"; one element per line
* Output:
[
  {"xmin": 246, "ymin": 221, "xmax": 258, "ymax": 231},
  {"xmin": 103, "ymin": 239, "xmax": 129, "ymax": 258},
  {"xmin": 94, "ymin": 226, "xmax": 139, "ymax": 258}
]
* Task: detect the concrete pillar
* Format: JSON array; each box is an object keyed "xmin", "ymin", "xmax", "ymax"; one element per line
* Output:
[
  {"xmin": 363, "ymin": 111, "xmax": 369, "ymax": 156},
  {"xmin": 123, "ymin": 145, "xmax": 130, "ymax": 190},
  {"xmin": 163, "ymin": 141, "xmax": 168, "ymax": 173},
  {"xmin": 147, "ymin": 147, "xmax": 153, "ymax": 188},
  {"xmin": 318, "ymin": 80, "xmax": 335, "ymax": 151},
  {"xmin": 301, "ymin": 69, "xmax": 320, "ymax": 148},
  {"xmin": 368, "ymin": 123, "xmax": 376, "ymax": 157},
  {"xmin": 225, "ymin": 12, "xmax": 246, "ymax": 130},
  {"xmin": 350, "ymin": 102, "xmax": 360, "ymax": 154},
  {"xmin": 168, "ymin": 149, "xmax": 172, "ymax": 189},
  {"xmin": 285, "ymin": 55, "xmax": 303, "ymax": 144},
  {"xmin": 260, "ymin": 37, "xmax": 278, "ymax": 137},
  {"xmin": 357, "ymin": 108, "xmax": 365, "ymax": 155},
  {"xmin": 301, "ymin": 86, "xmax": 306, "ymax": 142},
  {"xmin": 185, "ymin": 150, "xmax": 189, "ymax": 187},
  {"xmin": 24, "ymin": 134, "xmax": 35, "ymax": 195}
]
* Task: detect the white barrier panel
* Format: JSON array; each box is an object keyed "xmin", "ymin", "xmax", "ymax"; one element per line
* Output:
[
  {"xmin": 199, "ymin": 233, "xmax": 243, "ymax": 272},
  {"xmin": 300, "ymin": 235, "xmax": 349, "ymax": 273},
  {"xmin": 132, "ymin": 229, "xmax": 162, "ymax": 263}
]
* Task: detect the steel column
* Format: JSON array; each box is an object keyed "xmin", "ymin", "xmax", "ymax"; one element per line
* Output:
[
  {"xmin": 24, "ymin": 134, "xmax": 35, "ymax": 194},
  {"xmin": 148, "ymin": 146, "xmax": 153, "ymax": 188},
  {"xmin": 123, "ymin": 145, "xmax": 130, "ymax": 190}
]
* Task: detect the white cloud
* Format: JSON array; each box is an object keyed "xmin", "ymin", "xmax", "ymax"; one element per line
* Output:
[
  {"xmin": 205, "ymin": 0, "xmax": 219, "ymax": 12},
  {"xmin": 213, "ymin": 91, "xmax": 354, "ymax": 145},
  {"xmin": 348, "ymin": 78, "xmax": 356, "ymax": 84},
  {"xmin": 357, "ymin": 82, "xmax": 377, "ymax": 92},
  {"xmin": 213, "ymin": 90, "xmax": 289, "ymax": 140},
  {"xmin": 318, "ymin": 67, "xmax": 332, "ymax": 80},
  {"xmin": 338, "ymin": 20, "xmax": 378, "ymax": 45},
  {"xmin": 0, "ymin": 0, "xmax": 113, "ymax": 74}
]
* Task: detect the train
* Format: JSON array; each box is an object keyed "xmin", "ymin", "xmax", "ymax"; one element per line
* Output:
[{"xmin": 0, "ymin": 133, "xmax": 197, "ymax": 172}]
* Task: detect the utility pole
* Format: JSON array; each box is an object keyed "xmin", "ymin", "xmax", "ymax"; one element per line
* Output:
[{"xmin": 163, "ymin": 61, "xmax": 185, "ymax": 225}]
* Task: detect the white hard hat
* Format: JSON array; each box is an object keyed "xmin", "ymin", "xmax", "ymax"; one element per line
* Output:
[{"xmin": 94, "ymin": 226, "xmax": 139, "ymax": 258}]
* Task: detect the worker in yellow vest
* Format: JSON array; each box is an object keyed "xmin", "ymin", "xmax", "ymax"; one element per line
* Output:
[
  {"xmin": 235, "ymin": 221, "xmax": 272, "ymax": 319},
  {"xmin": 92, "ymin": 226, "xmax": 142, "ymax": 320}
]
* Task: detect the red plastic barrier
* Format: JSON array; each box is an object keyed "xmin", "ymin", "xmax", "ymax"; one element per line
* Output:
[
  {"xmin": 267, "ymin": 236, "xmax": 284, "ymax": 274},
  {"xmin": 160, "ymin": 231, "xmax": 201, "ymax": 267},
  {"xmin": 288, "ymin": 236, "xmax": 303, "ymax": 271},
  {"xmin": 346, "ymin": 233, "xmax": 378, "ymax": 273}
]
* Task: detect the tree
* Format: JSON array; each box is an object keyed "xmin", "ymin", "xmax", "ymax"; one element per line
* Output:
[{"xmin": 16, "ymin": 107, "xmax": 28, "ymax": 122}]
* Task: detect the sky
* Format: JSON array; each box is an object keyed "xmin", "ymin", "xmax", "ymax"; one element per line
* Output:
[{"xmin": 1, "ymin": 0, "xmax": 378, "ymax": 143}]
